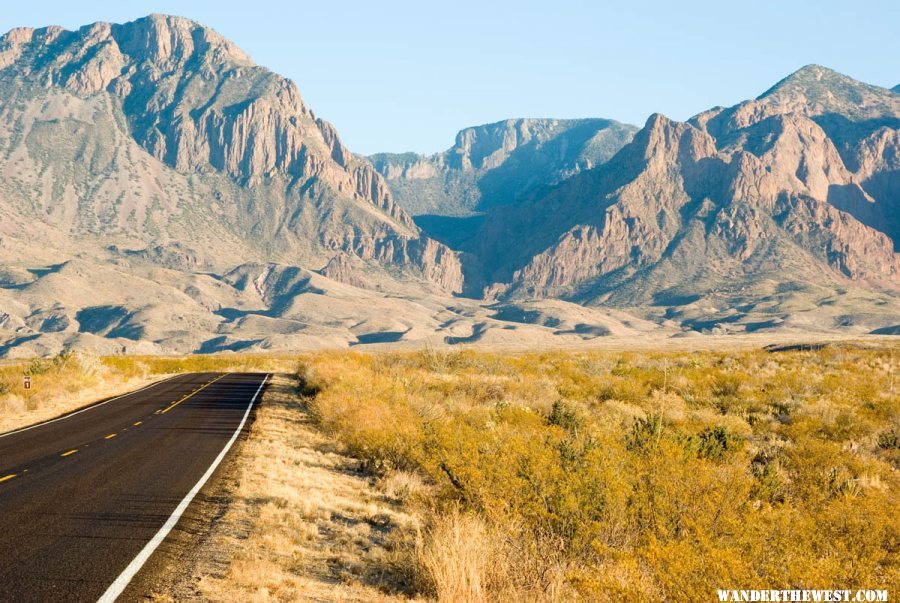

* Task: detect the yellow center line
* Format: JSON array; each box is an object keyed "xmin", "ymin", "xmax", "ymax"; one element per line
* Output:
[
  {"xmin": 61, "ymin": 449, "xmax": 78, "ymax": 457},
  {"xmin": 0, "ymin": 474, "xmax": 16, "ymax": 483},
  {"xmin": 160, "ymin": 374, "xmax": 226, "ymax": 414},
  {"xmin": 133, "ymin": 421, "xmax": 142, "ymax": 426},
  {"xmin": 105, "ymin": 433, "xmax": 117, "ymax": 439}
]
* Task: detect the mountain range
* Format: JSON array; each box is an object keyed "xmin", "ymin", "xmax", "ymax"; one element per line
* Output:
[{"xmin": 0, "ymin": 14, "xmax": 897, "ymax": 356}]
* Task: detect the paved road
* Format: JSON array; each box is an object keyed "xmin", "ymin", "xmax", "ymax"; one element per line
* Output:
[{"xmin": 0, "ymin": 371, "xmax": 268, "ymax": 602}]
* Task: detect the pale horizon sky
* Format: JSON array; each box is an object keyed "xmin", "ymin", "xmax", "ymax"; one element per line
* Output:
[{"xmin": 1, "ymin": 1, "xmax": 897, "ymax": 155}]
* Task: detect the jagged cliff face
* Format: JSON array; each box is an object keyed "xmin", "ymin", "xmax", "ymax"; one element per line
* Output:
[
  {"xmin": 468, "ymin": 66, "xmax": 899, "ymax": 326},
  {"xmin": 369, "ymin": 118, "xmax": 637, "ymax": 217},
  {"xmin": 0, "ymin": 15, "xmax": 462, "ymax": 293},
  {"xmin": 694, "ymin": 65, "xmax": 900, "ymax": 255}
]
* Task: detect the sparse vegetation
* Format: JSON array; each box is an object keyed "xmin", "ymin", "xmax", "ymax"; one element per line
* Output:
[
  {"xmin": 299, "ymin": 345, "xmax": 899, "ymax": 601},
  {"xmin": 165, "ymin": 375, "xmax": 420, "ymax": 603},
  {"xmin": 4, "ymin": 345, "xmax": 897, "ymax": 601}
]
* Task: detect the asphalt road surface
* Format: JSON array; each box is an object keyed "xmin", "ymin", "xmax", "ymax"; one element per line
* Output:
[{"xmin": 0, "ymin": 371, "xmax": 268, "ymax": 602}]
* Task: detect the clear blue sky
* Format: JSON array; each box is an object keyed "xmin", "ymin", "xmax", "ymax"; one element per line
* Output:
[{"xmin": 1, "ymin": 1, "xmax": 897, "ymax": 155}]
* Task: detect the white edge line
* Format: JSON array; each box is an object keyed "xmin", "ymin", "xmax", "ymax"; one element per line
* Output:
[
  {"xmin": 97, "ymin": 373, "xmax": 269, "ymax": 603},
  {"xmin": 0, "ymin": 373, "xmax": 189, "ymax": 440}
]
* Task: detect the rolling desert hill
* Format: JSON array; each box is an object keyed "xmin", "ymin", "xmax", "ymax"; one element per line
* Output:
[{"xmin": 0, "ymin": 15, "xmax": 896, "ymax": 356}]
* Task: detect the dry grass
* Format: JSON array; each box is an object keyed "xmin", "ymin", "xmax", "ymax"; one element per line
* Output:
[
  {"xmin": 418, "ymin": 511, "xmax": 492, "ymax": 602},
  {"xmin": 165, "ymin": 374, "xmax": 424, "ymax": 602},
  {"xmin": 300, "ymin": 344, "xmax": 900, "ymax": 601},
  {"xmin": 5, "ymin": 343, "xmax": 898, "ymax": 601},
  {"xmin": 0, "ymin": 351, "xmax": 163, "ymax": 434}
]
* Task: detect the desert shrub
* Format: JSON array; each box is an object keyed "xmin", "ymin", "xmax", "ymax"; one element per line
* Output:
[
  {"xmin": 298, "ymin": 346, "xmax": 900, "ymax": 601},
  {"xmin": 26, "ymin": 358, "xmax": 52, "ymax": 375},
  {"xmin": 627, "ymin": 413, "xmax": 665, "ymax": 452},
  {"xmin": 691, "ymin": 426, "xmax": 743, "ymax": 461},
  {"xmin": 877, "ymin": 427, "xmax": 899, "ymax": 450},
  {"xmin": 818, "ymin": 409, "xmax": 873, "ymax": 442},
  {"xmin": 750, "ymin": 449, "xmax": 787, "ymax": 504},
  {"xmin": 596, "ymin": 376, "xmax": 650, "ymax": 405},
  {"xmin": 547, "ymin": 400, "xmax": 582, "ymax": 435},
  {"xmin": 710, "ymin": 371, "xmax": 748, "ymax": 414}
]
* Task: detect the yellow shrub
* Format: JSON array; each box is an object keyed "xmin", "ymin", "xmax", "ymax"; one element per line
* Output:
[{"xmin": 299, "ymin": 345, "xmax": 900, "ymax": 601}]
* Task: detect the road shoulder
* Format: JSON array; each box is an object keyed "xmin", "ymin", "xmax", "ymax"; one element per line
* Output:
[{"xmin": 149, "ymin": 373, "xmax": 422, "ymax": 602}]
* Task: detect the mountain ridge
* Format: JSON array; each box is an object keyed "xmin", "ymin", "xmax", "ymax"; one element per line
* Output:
[
  {"xmin": 0, "ymin": 17, "xmax": 897, "ymax": 356},
  {"xmin": 369, "ymin": 117, "xmax": 638, "ymax": 217},
  {"xmin": 372, "ymin": 65, "xmax": 899, "ymax": 334},
  {"xmin": 464, "ymin": 67, "xmax": 900, "ymax": 332}
]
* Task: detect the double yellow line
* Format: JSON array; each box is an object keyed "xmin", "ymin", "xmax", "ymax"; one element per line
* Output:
[{"xmin": 160, "ymin": 375, "xmax": 225, "ymax": 414}]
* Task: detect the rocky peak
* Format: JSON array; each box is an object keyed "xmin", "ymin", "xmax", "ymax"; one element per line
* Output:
[
  {"xmin": 760, "ymin": 64, "xmax": 857, "ymax": 99},
  {"xmin": 111, "ymin": 14, "xmax": 252, "ymax": 67},
  {"xmin": 701, "ymin": 65, "xmax": 900, "ymax": 139},
  {"xmin": 0, "ymin": 16, "xmax": 252, "ymax": 84},
  {"xmin": 761, "ymin": 64, "xmax": 898, "ymax": 119},
  {"xmin": 448, "ymin": 118, "xmax": 616, "ymax": 171},
  {"xmin": 627, "ymin": 113, "xmax": 716, "ymax": 168},
  {"xmin": 0, "ymin": 15, "xmax": 412, "ymax": 225}
]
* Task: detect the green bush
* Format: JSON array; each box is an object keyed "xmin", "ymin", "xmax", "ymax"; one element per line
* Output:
[{"xmin": 692, "ymin": 426, "xmax": 742, "ymax": 461}]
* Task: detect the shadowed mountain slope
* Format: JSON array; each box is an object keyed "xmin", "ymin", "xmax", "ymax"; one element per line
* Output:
[{"xmin": 369, "ymin": 118, "xmax": 637, "ymax": 217}]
